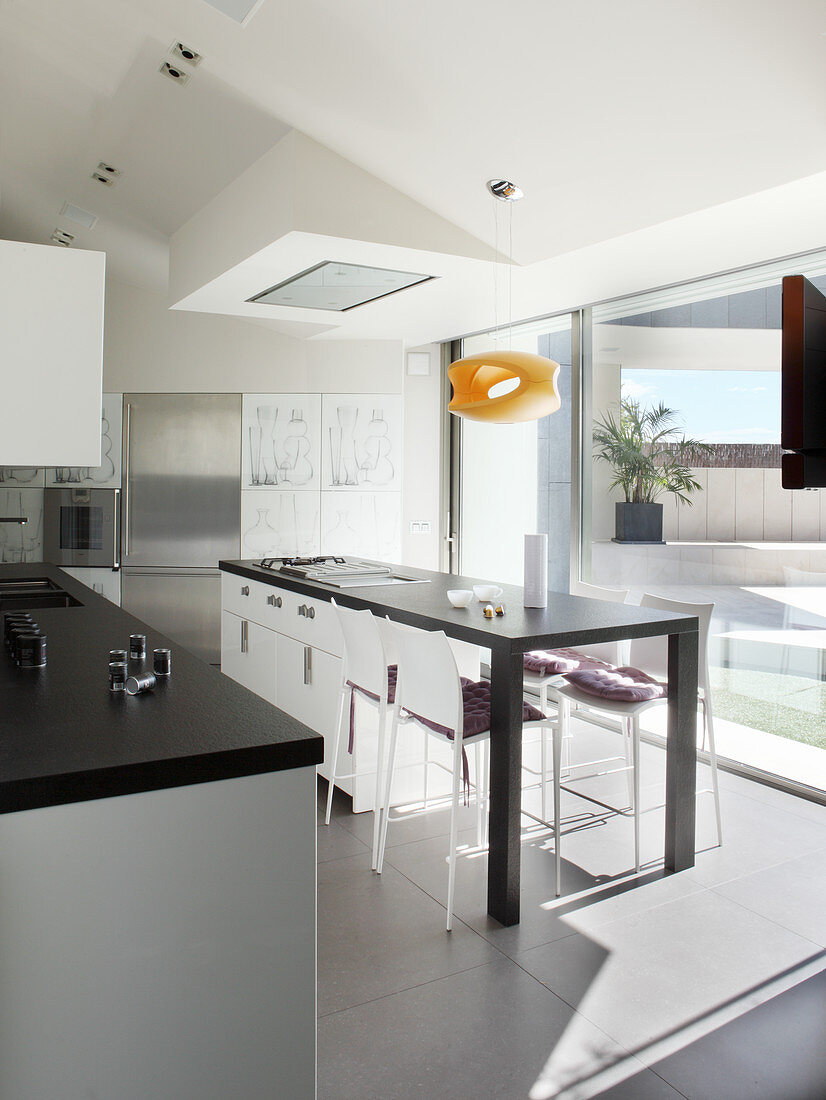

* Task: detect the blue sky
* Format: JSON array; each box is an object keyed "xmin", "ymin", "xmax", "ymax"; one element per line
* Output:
[{"xmin": 620, "ymin": 369, "xmax": 780, "ymax": 444}]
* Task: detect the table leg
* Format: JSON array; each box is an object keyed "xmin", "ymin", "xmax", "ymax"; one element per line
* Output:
[
  {"xmin": 487, "ymin": 648, "xmax": 524, "ymax": 925},
  {"xmin": 665, "ymin": 629, "xmax": 698, "ymax": 872}
]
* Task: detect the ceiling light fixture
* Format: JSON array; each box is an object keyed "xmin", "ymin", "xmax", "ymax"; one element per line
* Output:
[
  {"xmin": 50, "ymin": 229, "xmax": 74, "ymax": 247},
  {"xmin": 448, "ymin": 180, "xmax": 561, "ymax": 424},
  {"xmin": 159, "ymin": 61, "xmax": 190, "ymax": 85},
  {"xmin": 170, "ymin": 42, "xmax": 203, "ymax": 66}
]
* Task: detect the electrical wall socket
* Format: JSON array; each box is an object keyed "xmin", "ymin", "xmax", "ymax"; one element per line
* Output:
[{"xmin": 409, "ymin": 521, "xmax": 432, "ymax": 534}]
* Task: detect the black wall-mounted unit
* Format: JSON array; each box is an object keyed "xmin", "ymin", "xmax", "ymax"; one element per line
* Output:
[{"xmin": 781, "ymin": 274, "xmax": 826, "ymax": 488}]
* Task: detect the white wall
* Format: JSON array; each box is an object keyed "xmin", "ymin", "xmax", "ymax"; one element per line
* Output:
[
  {"xmin": 0, "ymin": 240, "xmax": 105, "ymax": 466},
  {"xmin": 401, "ymin": 344, "xmax": 442, "ymax": 569},
  {"xmin": 103, "ymin": 280, "xmax": 402, "ymax": 395}
]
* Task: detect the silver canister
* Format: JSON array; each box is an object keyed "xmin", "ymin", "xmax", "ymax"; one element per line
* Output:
[{"xmin": 125, "ymin": 671, "xmax": 156, "ymax": 695}]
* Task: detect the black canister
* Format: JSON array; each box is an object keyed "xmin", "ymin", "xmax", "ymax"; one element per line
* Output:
[
  {"xmin": 18, "ymin": 633, "xmax": 46, "ymax": 668},
  {"xmin": 5, "ymin": 614, "xmax": 33, "ymax": 647},
  {"xmin": 125, "ymin": 671, "xmax": 156, "ymax": 695},
  {"xmin": 109, "ymin": 661, "xmax": 127, "ymax": 692},
  {"xmin": 153, "ymin": 648, "xmax": 171, "ymax": 677},
  {"xmin": 109, "ymin": 648, "xmax": 127, "ymax": 665},
  {"xmin": 129, "ymin": 634, "xmax": 146, "ymax": 660},
  {"xmin": 9, "ymin": 624, "xmax": 38, "ymax": 660}
]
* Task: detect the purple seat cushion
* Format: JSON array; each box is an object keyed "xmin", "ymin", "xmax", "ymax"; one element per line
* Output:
[
  {"xmin": 523, "ymin": 647, "xmax": 612, "ymax": 676},
  {"xmin": 563, "ymin": 665, "xmax": 666, "ymax": 703},
  {"xmin": 407, "ymin": 679, "xmax": 545, "ymax": 740},
  {"xmin": 347, "ymin": 665, "xmax": 397, "ymax": 752}
]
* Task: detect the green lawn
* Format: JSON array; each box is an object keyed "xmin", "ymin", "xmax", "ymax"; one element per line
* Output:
[{"xmin": 710, "ymin": 666, "xmax": 826, "ymax": 751}]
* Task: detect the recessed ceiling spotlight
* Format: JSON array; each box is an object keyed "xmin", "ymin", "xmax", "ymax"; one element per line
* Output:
[
  {"xmin": 170, "ymin": 41, "xmax": 203, "ymax": 66},
  {"xmin": 159, "ymin": 60, "xmax": 190, "ymax": 85},
  {"xmin": 60, "ymin": 201, "xmax": 98, "ymax": 229},
  {"xmin": 50, "ymin": 229, "xmax": 75, "ymax": 247},
  {"xmin": 91, "ymin": 171, "xmax": 115, "ymax": 187},
  {"xmin": 97, "ymin": 162, "xmax": 121, "ymax": 179}
]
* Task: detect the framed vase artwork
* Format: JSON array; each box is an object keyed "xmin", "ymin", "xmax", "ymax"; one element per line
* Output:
[
  {"xmin": 319, "ymin": 492, "xmax": 401, "ymax": 562},
  {"xmin": 46, "ymin": 393, "xmax": 123, "ymax": 488},
  {"xmin": 321, "ymin": 395, "xmax": 402, "ymax": 492},
  {"xmin": 0, "ymin": 488, "xmax": 44, "ymax": 563},
  {"xmin": 241, "ymin": 490, "xmax": 320, "ymax": 559},
  {"xmin": 241, "ymin": 394, "xmax": 321, "ymax": 491},
  {"xmin": 0, "ymin": 467, "xmax": 44, "ymax": 486}
]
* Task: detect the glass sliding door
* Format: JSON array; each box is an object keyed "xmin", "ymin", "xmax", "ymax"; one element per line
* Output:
[
  {"xmin": 456, "ymin": 315, "xmax": 576, "ymax": 589},
  {"xmin": 581, "ymin": 252, "xmax": 826, "ymax": 797}
]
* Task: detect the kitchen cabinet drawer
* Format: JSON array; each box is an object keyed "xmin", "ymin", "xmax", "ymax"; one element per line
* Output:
[
  {"xmin": 275, "ymin": 588, "xmax": 342, "ymax": 655},
  {"xmin": 220, "ymin": 610, "xmax": 278, "ymax": 705},
  {"xmin": 276, "ymin": 634, "xmax": 341, "ymax": 740},
  {"xmin": 222, "ymin": 573, "xmax": 264, "ymax": 620}
]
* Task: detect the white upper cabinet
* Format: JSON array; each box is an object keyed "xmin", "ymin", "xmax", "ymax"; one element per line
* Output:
[{"xmin": 0, "ymin": 240, "xmax": 105, "ymax": 466}]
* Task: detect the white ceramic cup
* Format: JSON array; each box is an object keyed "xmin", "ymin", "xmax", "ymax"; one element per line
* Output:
[
  {"xmin": 447, "ymin": 589, "xmax": 474, "ymax": 608},
  {"xmin": 473, "ymin": 584, "xmax": 503, "ymax": 602}
]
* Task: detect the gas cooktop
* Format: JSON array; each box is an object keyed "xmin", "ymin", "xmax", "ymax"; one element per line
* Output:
[{"xmin": 257, "ymin": 555, "xmax": 427, "ymax": 588}]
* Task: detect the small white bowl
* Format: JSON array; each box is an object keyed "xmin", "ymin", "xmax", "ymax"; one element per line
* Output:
[
  {"xmin": 447, "ymin": 589, "xmax": 474, "ymax": 608},
  {"xmin": 473, "ymin": 584, "xmax": 503, "ymax": 602}
]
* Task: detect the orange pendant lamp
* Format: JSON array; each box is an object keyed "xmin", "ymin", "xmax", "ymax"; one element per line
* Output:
[
  {"xmin": 448, "ymin": 180, "xmax": 562, "ymax": 425},
  {"xmin": 448, "ymin": 350, "xmax": 561, "ymax": 424}
]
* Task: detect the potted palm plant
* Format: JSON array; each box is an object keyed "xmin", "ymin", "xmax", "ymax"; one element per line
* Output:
[{"xmin": 593, "ymin": 398, "xmax": 713, "ymax": 543}]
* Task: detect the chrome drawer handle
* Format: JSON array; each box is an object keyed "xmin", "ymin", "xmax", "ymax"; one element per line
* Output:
[
  {"xmin": 307, "ymin": 606, "xmax": 315, "ymax": 620},
  {"xmin": 297, "ymin": 604, "xmax": 315, "ymax": 619},
  {"xmin": 241, "ymin": 585, "xmax": 250, "ymax": 596},
  {"xmin": 267, "ymin": 594, "xmax": 282, "ymax": 608}
]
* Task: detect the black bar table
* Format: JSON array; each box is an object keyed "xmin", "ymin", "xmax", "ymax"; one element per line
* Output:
[{"xmin": 221, "ymin": 560, "xmax": 700, "ymax": 927}]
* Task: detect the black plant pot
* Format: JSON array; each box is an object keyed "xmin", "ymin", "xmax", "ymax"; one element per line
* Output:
[{"xmin": 613, "ymin": 502, "xmax": 664, "ymax": 544}]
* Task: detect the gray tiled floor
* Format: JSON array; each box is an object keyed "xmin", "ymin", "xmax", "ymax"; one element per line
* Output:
[{"xmin": 316, "ymin": 722, "xmax": 826, "ymax": 1099}]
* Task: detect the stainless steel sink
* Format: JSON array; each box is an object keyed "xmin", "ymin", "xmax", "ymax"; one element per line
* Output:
[{"xmin": 0, "ymin": 577, "xmax": 82, "ymax": 610}]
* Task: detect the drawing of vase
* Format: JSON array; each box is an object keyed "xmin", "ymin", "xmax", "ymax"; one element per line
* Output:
[
  {"xmin": 91, "ymin": 413, "xmax": 115, "ymax": 483},
  {"xmin": 244, "ymin": 508, "xmax": 279, "ymax": 556},
  {"xmin": 249, "ymin": 426, "xmax": 262, "ymax": 485},
  {"xmin": 360, "ymin": 409, "xmax": 394, "ymax": 486},
  {"xmin": 337, "ymin": 406, "xmax": 359, "ymax": 486},
  {"xmin": 326, "ymin": 507, "xmax": 360, "ymax": 555},
  {"xmin": 281, "ymin": 409, "xmax": 313, "ymax": 486},
  {"xmin": 257, "ymin": 405, "xmax": 278, "ymax": 485}
]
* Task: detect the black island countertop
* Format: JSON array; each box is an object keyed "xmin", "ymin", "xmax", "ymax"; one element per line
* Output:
[
  {"xmin": 219, "ymin": 558, "xmax": 696, "ymax": 650},
  {"xmin": 0, "ymin": 564, "xmax": 323, "ymax": 815}
]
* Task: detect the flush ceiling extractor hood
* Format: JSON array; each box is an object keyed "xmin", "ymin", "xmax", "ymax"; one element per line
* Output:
[{"xmin": 246, "ymin": 260, "xmax": 435, "ymax": 312}]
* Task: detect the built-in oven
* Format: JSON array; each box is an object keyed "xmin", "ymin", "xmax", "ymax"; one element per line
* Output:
[{"xmin": 44, "ymin": 488, "xmax": 121, "ymax": 569}]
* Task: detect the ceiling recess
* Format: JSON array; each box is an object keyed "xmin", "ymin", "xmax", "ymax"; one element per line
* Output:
[
  {"xmin": 59, "ymin": 201, "xmax": 98, "ymax": 229},
  {"xmin": 247, "ymin": 261, "xmax": 435, "ymax": 312},
  {"xmin": 171, "ymin": 42, "xmax": 203, "ymax": 66},
  {"xmin": 159, "ymin": 61, "xmax": 190, "ymax": 85},
  {"xmin": 50, "ymin": 229, "xmax": 74, "ymax": 246},
  {"xmin": 201, "ymin": 0, "xmax": 266, "ymax": 25}
]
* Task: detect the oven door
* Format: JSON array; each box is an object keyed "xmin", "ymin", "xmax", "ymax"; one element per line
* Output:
[{"xmin": 43, "ymin": 488, "xmax": 120, "ymax": 568}]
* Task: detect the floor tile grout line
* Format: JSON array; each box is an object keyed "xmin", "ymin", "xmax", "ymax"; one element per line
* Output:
[
  {"xmin": 691, "ymin": 840, "xmax": 826, "ymax": 893},
  {"xmin": 706, "ymin": 878, "xmax": 826, "ymax": 951},
  {"xmin": 316, "ymin": 959, "xmax": 498, "ymax": 1020}
]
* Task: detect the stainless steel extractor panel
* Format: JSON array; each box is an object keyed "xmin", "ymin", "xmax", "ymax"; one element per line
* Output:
[{"xmin": 122, "ymin": 394, "xmax": 241, "ymax": 568}]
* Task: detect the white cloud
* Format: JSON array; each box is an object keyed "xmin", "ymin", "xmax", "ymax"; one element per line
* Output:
[
  {"xmin": 725, "ymin": 386, "xmax": 768, "ymax": 393},
  {"xmin": 621, "ymin": 379, "xmax": 658, "ymax": 400}
]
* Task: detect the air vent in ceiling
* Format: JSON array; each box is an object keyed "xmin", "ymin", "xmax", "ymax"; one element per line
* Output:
[
  {"xmin": 247, "ymin": 261, "xmax": 436, "ymax": 312},
  {"xmin": 171, "ymin": 41, "xmax": 203, "ymax": 66},
  {"xmin": 50, "ymin": 229, "xmax": 74, "ymax": 247},
  {"xmin": 159, "ymin": 60, "xmax": 190, "ymax": 85},
  {"xmin": 201, "ymin": 0, "xmax": 266, "ymax": 26},
  {"xmin": 60, "ymin": 201, "xmax": 98, "ymax": 229}
]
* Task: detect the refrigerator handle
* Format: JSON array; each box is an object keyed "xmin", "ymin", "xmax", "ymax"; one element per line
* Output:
[
  {"xmin": 112, "ymin": 489, "xmax": 121, "ymax": 569},
  {"xmin": 123, "ymin": 402, "xmax": 132, "ymax": 558}
]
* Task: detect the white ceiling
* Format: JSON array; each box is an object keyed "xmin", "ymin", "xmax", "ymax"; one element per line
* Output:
[{"xmin": 2, "ymin": 0, "xmax": 825, "ymax": 340}]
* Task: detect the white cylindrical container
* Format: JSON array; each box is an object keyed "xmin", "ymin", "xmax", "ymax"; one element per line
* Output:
[{"xmin": 523, "ymin": 533, "xmax": 548, "ymax": 608}]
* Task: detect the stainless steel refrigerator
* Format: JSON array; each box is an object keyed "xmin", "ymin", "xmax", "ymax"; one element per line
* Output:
[{"xmin": 121, "ymin": 394, "xmax": 240, "ymax": 663}]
